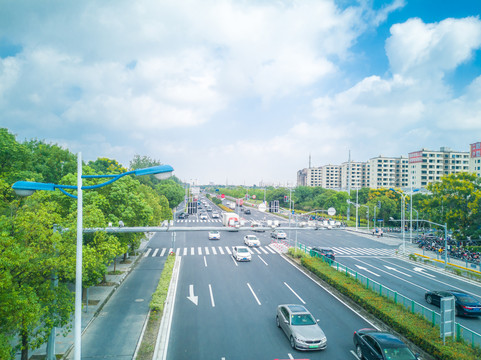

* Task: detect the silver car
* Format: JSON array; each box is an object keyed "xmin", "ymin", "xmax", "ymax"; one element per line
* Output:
[{"xmin": 276, "ymin": 304, "xmax": 327, "ymax": 351}]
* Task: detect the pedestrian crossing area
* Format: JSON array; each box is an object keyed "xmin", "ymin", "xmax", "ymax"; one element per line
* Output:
[
  {"xmin": 175, "ymin": 219, "xmax": 249, "ymax": 224},
  {"xmin": 312, "ymin": 246, "xmax": 397, "ymax": 257},
  {"xmin": 144, "ymin": 244, "xmax": 281, "ymax": 257}
]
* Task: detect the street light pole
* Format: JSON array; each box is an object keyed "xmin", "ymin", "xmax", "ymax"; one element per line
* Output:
[
  {"xmin": 355, "ymin": 187, "xmax": 359, "ymax": 231},
  {"xmin": 74, "ymin": 153, "xmax": 83, "ymax": 360}
]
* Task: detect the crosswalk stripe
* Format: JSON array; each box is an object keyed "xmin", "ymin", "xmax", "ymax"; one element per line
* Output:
[
  {"xmin": 152, "ymin": 248, "xmax": 159, "ymax": 257},
  {"xmin": 225, "ymin": 246, "xmax": 232, "ymax": 255},
  {"xmin": 160, "ymin": 248, "xmax": 166, "ymax": 257},
  {"xmin": 205, "ymin": 247, "xmax": 210, "ymax": 255},
  {"xmin": 259, "ymin": 247, "xmax": 268, "ymax": 254},
  {"xmin": 247, "ymin": 248, "xmax": 254, "ymax": 254},
  {"xmin": 168, "ymin": 248, "xmax": 173, "ymax": 254},
  {"xmin": 198, "ymin": 247, "xmax": 203, "ymax": 255},
  {"xmin": 266, "ymin": 246, "xmax": 277, "ymax": 254},
  {"xmin": 176, "ymin": 248, "xmax": 180, "ymax": 254},
  {"xmin": 191, "ymin": 247, "xmax": 195, "ymax": 255},
  {"xmin": 144, "ymin": 248, "xmax": 152, "ymax": 257},
  {"xmin": 253, "ymin": 248, "xmax": 261, "ymax": 254},
  {"xmin": 218, "ymin": 246, "xmax": 224, "ymax": 255},
  {"xmin": 183, "ymin": 248, "xmax": 187, "ymax": 256},
  {"xmin": 212, "ymin": 247, "xmax": 217, "ymax": 255}
]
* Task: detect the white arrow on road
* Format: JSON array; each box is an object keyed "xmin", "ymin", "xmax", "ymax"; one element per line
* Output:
[
  {"xmin": 384, "ymin": 266, "xmax": 412, "ymax": 277},
  {"xmin": 355, "ymin": 264, "xmax": 380, "ymax": 277},
  {"xmin": 187, "ymin": 284, "xmax": 198, "ymax": 305},
  {"xmin": 413, "ymin": 267, "xmax": 435, "ymax": 278}
]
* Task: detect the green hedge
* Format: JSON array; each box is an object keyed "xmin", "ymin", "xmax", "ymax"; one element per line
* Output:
[
  {"xmin": 150, "ymin": 253, "xmax": 176, "ymax": 312},
  {"xmin": 300, "ymin": 256, "xmax": 481, "ymax": 360}
]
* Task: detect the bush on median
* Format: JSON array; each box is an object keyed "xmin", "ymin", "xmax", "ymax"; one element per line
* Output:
[
  {"xmin": 299, "ymin": 256, "xmax": 481, "ymax": 360},
  {"xmin": 150, "ymin": 253, "xmax": 176, "ymax": 312}
]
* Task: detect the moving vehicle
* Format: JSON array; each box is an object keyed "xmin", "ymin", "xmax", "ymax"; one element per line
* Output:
[
  {"xmin": 251, "ymin": 221, "xmax": 265, "ymax": 232},
  {"xmin": 222, "ymin": 212, "xmax": 240, "ymax": 231},
  {"xmin": 232, "ymin": 246, "xmax": 251, "ymax": 261},
  {"xmin": 212, "ymin": 212, "xmax": 220, "ymax": 219},
  {"xmin": 425, "ymin": 290, "xmax": 481, "ymax": 317},
  {"xmin": 276, "ymin": 304, "xmax": 327, "ymax": 351},
  {"xmin": 310, "ymin": 247, "xmax": 335, "ymax": 260},
  {"xmin": 208, "ymin": 231, "xmax": 220, "ymax": 240},
  {"xmin": 244, "ymin": 235, "xmax": 260, "ymax": 247},
  {"xmin": 244, "ymin": 208, "xmax": 251, "ymax": 214},
  {"xmin": 271, "ymin": 229, "xmax": 287, "ymax": 239},
  {"xmin": 353, "ymin": 328, "xmax": 420, "ymax": 360},
  {"xmin": 178, "ymin": 213, "xmax": 188, "ymax": 219},
  {"xmin": 199, "ymin": 213, "xmax": 208, "ymax": 220}
]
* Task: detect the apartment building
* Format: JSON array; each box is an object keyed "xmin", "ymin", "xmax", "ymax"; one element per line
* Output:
[
  {"xmin": 470, "ymin": 142, "xmax": 481, "ymax": 177},
  {"xmin": 409, "ymin": 147, "xmax": 469, "ymax": 188},
  {"xmin": 340, "ymin": 161, "xmax": 369, "ymax": 189},
  {"xmin": 367, "ymin": 156, "xmax": 408, "ymax": 189},
  {"xmin": 296, "ymin": 165, "xmax": 341, "ymax": 189}
]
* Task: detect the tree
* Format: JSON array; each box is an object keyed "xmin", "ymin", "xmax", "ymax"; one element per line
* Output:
[
  {"xmin": 87, "ymin": 158, "xmax": 127, "ymax": 174},
  {"xmin": 156, "ymin": 179, "xmax": 184, "ymax": 209}
]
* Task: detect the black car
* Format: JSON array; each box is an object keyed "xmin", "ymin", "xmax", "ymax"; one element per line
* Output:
[
  {"xmin": 178, "ymin": 213, "xmax": 188, "ymax": 219},
  {"xmin": 244, "ymin": 209, "xmax": 251, "ymax": 214},
  {"xmin": 310, "ymin": 247, "xmax": 335, "ymax": 260},
  {"xmin": 353, "ymin": 328, "xmax": 420, "ymax": 360},
  {"xmin": 425, "ymin": 290, "xmax": 481, "ymax": 317}
]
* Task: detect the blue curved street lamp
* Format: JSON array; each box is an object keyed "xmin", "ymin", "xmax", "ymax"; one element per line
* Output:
[{"xmin": 12, "ymin": 153, "xmax": 173, "ymax": 360}]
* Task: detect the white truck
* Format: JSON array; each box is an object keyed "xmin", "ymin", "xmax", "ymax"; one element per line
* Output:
[{"xmin": 222, "ymin": 212, "xmax": 240, "ymax": 231}]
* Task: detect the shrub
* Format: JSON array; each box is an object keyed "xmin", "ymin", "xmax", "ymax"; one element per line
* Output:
[{"xmin": 150, "ymin": 253, "xmax": 176, "ymax": 312}]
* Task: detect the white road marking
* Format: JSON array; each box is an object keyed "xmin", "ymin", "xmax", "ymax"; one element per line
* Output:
[
  {"xmin": 231, "ymin": 255, "xmax": 238, "ymax": 266},
  {"xmin": 183, "ymin": 248, "xmax": 187, "ymax": 256},
  {"xmin": 160, "ymin": 248, "xmax": 166, "ymax": 257},
  {"xmin": 266, "ymin": 246, "xmax": 277, "ymax": 254},
  {"xmin": 287, "ymin": 353, "xmax": 294, "ymax": 359},
  {"xmin": 187, "ymin": 284, "xmax": 198, "ymax": 306},
  {"xmin": 253, "ymin": 247, "xmax": 261, "ymax": 254},
  {"xmin": 258, "ymin": 255, "xmax": 268, "ymax": 266},
  {"xmin": 225, "ymin": 246, "xmax": 232, "ymax": 255},
  {"xmin": 176, "ymin": 248, "xmax": 180, "ymax": 255},
  {"xmin": 284, "ymin": 282, "xmax": 306, "ymax": 304},
  {"xmin": 204, "ymin": 256, "xmax": 207, "ymax": 267},
  {"xmin": 247, "ymin": 247, "xmax": 254, "ymax": 254},
  {"xmin": 218, "ymin": 246, "xmax": 224, "ymax": 255},
  {"xmin": 212, "ymin": 247, "xmax": 217, "ymax": 255},
  {"xmin": 354, "ymin": 264, "xmax": 380, "ymax": 277},
  {"xmin": 209, "ymin": 284, "xmax": 215, "ymax": 307},
  {"xmin": 414, "ymin": 267, "xmax": 436, "ymax": 278},
  {"xmin": 384, "ymin": 265, "xmax": 412, "ymax": 277},
  {"xmin": 190, "ymin": 247, "xmax": 194, "ymax": 255},
  {"xmin": 198, "ymin": 247, "xmax": 203, "ymax": 256},
  {"xmin": 144, "ymin": 248, "xmax": 152, "ymax": 257},
  {"xmin": 152, "ymin": 248, "xmax": 159, "ymax": 257},
  {"xmin": 247, "ymin": 283, "xmax": 261, "ymax": 305},
  {"xmin": 259, "ymin": 247, "xmax": 269, "ymax": 254},
  {"xmin": 351, "ymin": 349, "xmax": 361, "ymax": 359},
  {"xmin": 205, "ymin": 247, "xmax": 210, "ymax": 255}
]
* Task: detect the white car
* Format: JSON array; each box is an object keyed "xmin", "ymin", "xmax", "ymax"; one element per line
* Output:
[
  {"xmin": 208, "ymin": 231, "xmax": 220, "ymax": 240},
  {"xmin": 244, "ymin": 235, "xmax": 260, "ymax": 247},
  {"xmin": 199, "ymin": 213, "xmax": 208, "ymax": 220},
  {"xmin": 232, "ymin": 246, "xmax": 252, "ymax": 261},
  {"xmin": 212, "ymin": 212, "xmax": 220, "ymax": 219}
]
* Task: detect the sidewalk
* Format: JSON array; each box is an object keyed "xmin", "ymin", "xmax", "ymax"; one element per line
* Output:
[{"xmin": 23, "ymin": 236, "xmax": 152, "ymax": 360}]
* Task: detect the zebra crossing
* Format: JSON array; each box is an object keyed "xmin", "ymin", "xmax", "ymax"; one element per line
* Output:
[
  {"xmin": 323, "ymin": 246, "xmax": 397, "ymax": 257},
  {"xmin": 144, "ymin": 244, "xmax": 280, "ymax": 257},
  {"xmin": 175, "ymin": 219, "xmax": 252, "ymax": 224}
]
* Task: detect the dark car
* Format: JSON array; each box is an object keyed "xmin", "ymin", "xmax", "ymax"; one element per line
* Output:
[
  {"xmin": 353, "ymin": 328, "xmax": 420, "ymax": 360},
  {"xmin": 244, "ymin": 209, "xmax": 251, "ymax": 214},
  {"xmin": 425, "ymin": 290, "xmax": 481, "ymax": 317},
  {"xmin": 178, "ymin": 213, "xmax": 188, "ymax": 219},
  {"xmin": 310, "ymin": 247, "xmax": 335, "ymax": 260}
]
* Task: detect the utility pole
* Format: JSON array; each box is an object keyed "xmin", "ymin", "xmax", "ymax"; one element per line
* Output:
[{"xmin": 347, "ymin": 150, "xmax": 351, "ymax": 221}]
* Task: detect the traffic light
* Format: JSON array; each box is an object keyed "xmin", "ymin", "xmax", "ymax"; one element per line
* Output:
[{"xmin": 284, "ymin": 195, "xmax": 289, "ymax": 202}]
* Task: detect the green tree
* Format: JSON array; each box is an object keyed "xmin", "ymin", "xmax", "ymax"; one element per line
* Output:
[
  {"xmin": 156, "ymin": 179, "xmax": 184, "ymax": 209},
  {"xmin": 87, "ymin": 158, "xmax": 127, "ymax": 174}
]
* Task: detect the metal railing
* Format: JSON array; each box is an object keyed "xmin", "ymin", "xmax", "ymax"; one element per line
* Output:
[{"xmin": 297, "ymin": 243, "xmax": 481, "ymax": 348}]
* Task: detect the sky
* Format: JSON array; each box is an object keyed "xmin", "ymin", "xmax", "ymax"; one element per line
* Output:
[{"xmin": 1, "ymin": 0, "xmax": 481, "ymax": 186}]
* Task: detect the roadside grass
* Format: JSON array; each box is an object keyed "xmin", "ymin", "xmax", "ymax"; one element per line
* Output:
[{"xmin": 135, "ymin": 253, "xmax": 176, "ymax": 360}]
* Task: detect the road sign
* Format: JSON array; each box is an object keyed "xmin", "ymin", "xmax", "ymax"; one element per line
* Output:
[
  {"xmin": 221, "ymin": 194, "xmax": 225, "ymax": 199},
  {"xmin": 327, "ymin": 207, "xmax": 336, "ymax": 216},
  {"xmin": 252, "ymin": 195, "xmax": 256, "ymax": 199},
  {"xmin": 258, "ymin": 203, "xmax": 267, "ymax": 212}
]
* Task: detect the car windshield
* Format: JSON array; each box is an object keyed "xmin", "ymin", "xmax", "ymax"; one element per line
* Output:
[
  {"xmin": 291, "ymin": 314, "xmax": 316, "ymax": 326},
  {"xmin": 383, "ymin": 347, "xmax": 417, "ymax": 360},
  {"xmin": 210, "ymin": 231, "xmax": 219, "ymax": 235},
  {"xmin": 247, "ymin": 236, "xmax": 257, "ymax": 240},
  {"xmin": 456, "ymin": 293, "xmax": 478, "ymax": 304},
  {"xmin": 237, "ymin": 248, "xmax": 248, "ymax": 253}
]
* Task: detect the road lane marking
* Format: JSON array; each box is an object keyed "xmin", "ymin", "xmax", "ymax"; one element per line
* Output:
[
  {"xmin": 247, "ymin": 248, "xmax": 254, "ymax": 254},
  {"xmin": 253, "ymin": 247, "xmax": 261, "ymax": 254},
  {"xmin": 209, "ymin": 284, "xmax": 215, "ymax": 307},
  {"xmin": 205, "ymin": 247, "xmax": 210, "ymax": 255},
  {"xmin": 247, "ymin": 283, "xmax": 261, "ymax": 305},
  {"xmin": 231, "ymin": 255, "xmax": 238, "ymax": 266},
  {"xmin": 258, "ymin": 255, "xmax": 268, "ymax": 266},
  {"xmin": 144, "ymin": 248, "xmax": 152, "ymax": 257},
  {"xmin": 212, "ymin": 247, "xmax": 217, "ymax": 255},
  {"xmin": 204, "ymin": 256, "xmax": 207, "ymax": 267},
  {"xmin": 176, "ymin": 248, "xmax": 180, "ymax": 255},
  {"xmin": 218, "ymin": 246, "xmax": 224, "ymax": 254},
  {"xmin": 259, "ymin": 247, "xmax": 269, "ymax": 254},
  {"xmin": 288, "ymin": 354, "xmax": 294, "ymax": 359},
  {"xmin": 225, "ymin": 246, "xmax": 232, "ymax": 254},
  {"xmin": 187, "ymin": 284, "xmax": 198, "ymax": 305},
  {"xmin": 354, "ymin": 264, "xmax": 380, "ymax": 277},
  {"xmin": 198, "ymin": 247, "xmax": 203, "ymax": 255},
  {"xmin": 414, "ymin": 267, "xmax": 436, "ymax": 278},
  {"xmin": 284, "ymin": 282, "xmax": 306, "ymax": 304},
  {"xmin": 168, "ymin": 248, "xmax": 173, "ymax": 255},
  {"xmin": 266, "ymin": 246, "xmax": 276, "ymax": 254},
  {"xmin": 384, "ymin": 265, "xmax": 412, "ymax": 277},
  {"xmin": 190, "ymin": 247, "xmax": 194, "ymax": 255},
  {"xmin": 183, "ymin": 248, "xmax": 187, "ymax": 256}
]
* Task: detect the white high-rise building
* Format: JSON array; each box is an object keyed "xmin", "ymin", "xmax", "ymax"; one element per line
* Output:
[{"xmin": 367, "ymin": 155, "xmax": 408, "ymax": 189}]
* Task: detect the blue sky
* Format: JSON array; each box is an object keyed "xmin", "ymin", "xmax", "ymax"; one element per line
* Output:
[{"xmin": 1, "ymin": 0, "xmax": 481, "ymax": 185}]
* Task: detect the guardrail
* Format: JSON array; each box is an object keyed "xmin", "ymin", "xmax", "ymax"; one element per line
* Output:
[{"xmin": 297, "ymin": 243, "xmax": 481, "ymax": 348}]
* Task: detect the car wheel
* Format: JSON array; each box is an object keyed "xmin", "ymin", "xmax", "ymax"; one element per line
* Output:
[
  {"xmin": 356, "ymin": 345, "xmax": 363, "ymax": 359},
  {"xmin": 290, "ymin": 336, "xmax": 296, "ymax": 349},
  {"xmin": 426, "ymin": 295, "xmax": 433, "ymax": 304},
  {"xmin": 276, "ymin": 316, "xmax": 280, "ymax": 328}
]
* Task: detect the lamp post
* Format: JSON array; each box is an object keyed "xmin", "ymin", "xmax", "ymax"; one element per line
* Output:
[
  {"xmin": 419, "ymin": 219, "xmax": 449, "ymax": 268},
  {"xmin": 389, "ymin": 188, "xmax": 406, "ymax": 254},
  {"xmin": 360, "ymin": 204, "xmax": 369, "ymax": 232},
  {"xmin": 12, "ymin": 154, "xmax": 173, "ymax": 360}
]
